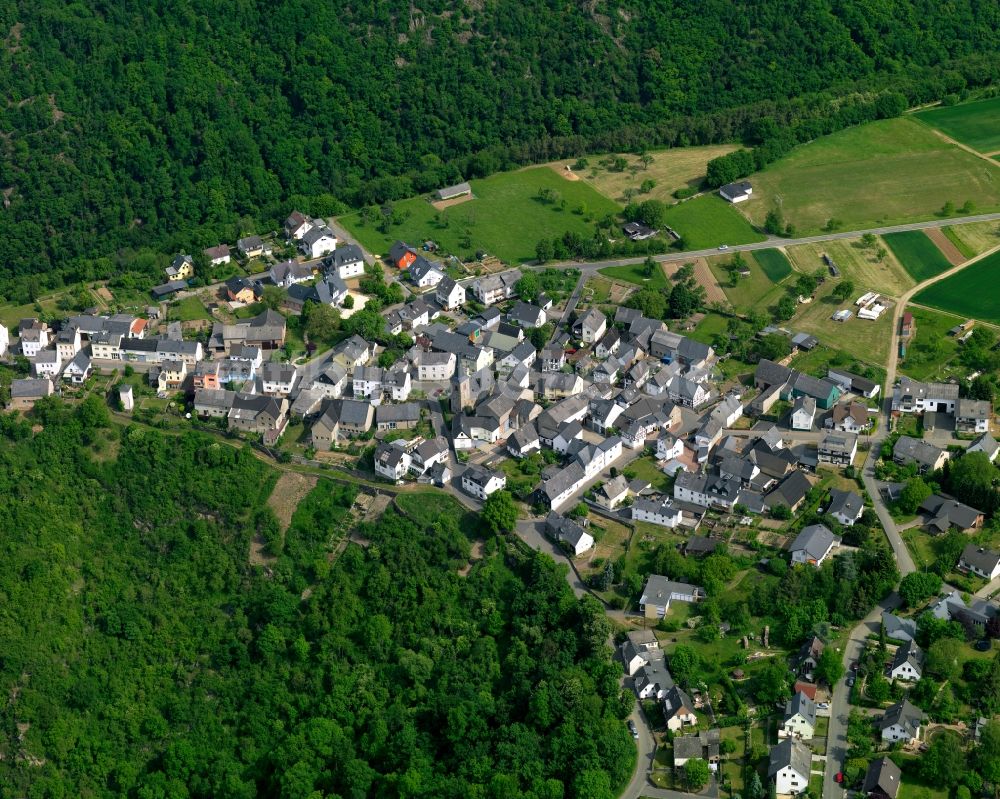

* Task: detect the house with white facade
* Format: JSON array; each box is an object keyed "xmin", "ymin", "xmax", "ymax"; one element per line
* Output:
[
  {"xmin": 436, "ymin": 277, "xmax": 466, "ymax": 310},
  {"xmin": 781, "ymin": 692, "xmax": 817, "ymax": 740},
  {"xmin": 299, "ymin": 225, "xmax": 338, "ymax": 259},
  {"xmin": 888, "ymin": 640, "xmax": 923, "ymax": 682},
  {"xmin": 632, "ymin": 497, "xmax": 682, "ymax": 528},
  {"xmin": 639, "ymin": 574, "xmax": 705, "ymax": 619},
  {"xmin": 790, "ymin": 524, "xmax": 841, "ymax": 567},
  {"xmin": 374, "ymin": 441, "xmax": 411, "ymax": 481},
  {"xmin": 879, "ymin": 699, "xmax": 922, "ymax": 743},
  {"xmin": 330, "ymin": 244, "xmax": 365, "ymax": 279},
  {"xmin": 33, "ymin": 350, "xmax": 62, "ymax": 378},
  {"xmin": 260, "ymin": 362, "xmax": 298, "ymax": 397},
  {"xmin": 461, "ymin": 464, "xmax": 506, "ymax": 500},
  {"xmin": 768, "ymin": 739, "xmax": 810, "ymax": 796}
]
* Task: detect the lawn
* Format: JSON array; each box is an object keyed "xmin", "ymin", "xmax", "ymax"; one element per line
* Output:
[
  {"xmin": 582, "ymin": 276, "xmax": 615, "ymax": 304},
  {"xmin": 912, "ymin": 249, "xmax": 1000, "ymax": 323},
  {"xmin": 338, "ymin": 166, "xmax": 621, "ymax": 264},
  {"xmin": 897, "ymin": 306, "xmax": 962, "ymax": 382},
  {"xmin": 169, "ymin": 295, "xmax": 212, "ymax": 322},
  {"xmin": 942, "ymin": 220, "xmax": 1000, "ymax": 258},
  {"xmin": 753, "ymin": 248, "xmax": 793, "ymax": 282},
  {"xmin": 882, "ymin": 231, "xmax": 952, "ymax": 282},
  {"xmin": 572, "ymin": 144, "xmax": 740, "ymax": 203},
  {"xmin": 787, "ymin": 280, "xmax": 895, "ymax": 365},
  {"xmin": 688, "ymin": 312, "xmax": 729, "ymax": 346},
  {"xmin": 746, "ymin": 117, "xmax": 1000, "ymax": 234},
  {"xmin": 0, "ymin": 289, "xmax": 77, "ymax": 328},
  {"xmin": 791, "ymin": 345, "xmax": 884, "ymax": 388},
  {"xmin": 708, "ymin": 253, "xmax": 785, "ymax": 313},
  {"xmin": 915, "ymin": 96, "xmax": 1000, "ymax": 154},
  {"xmin": 599, "ymin": 262, "xmax": 668, "ymax": 290},
  {"xmin": 663, "ymin": 194, "xmax": 767, "ymax": 250},
  {"xmin": 626, "ymin": 455, "xmax": 672, "ymax": 493},
  {"xmin": 786, "ymin": 237, "xmax": 915, "ymax": 297}
]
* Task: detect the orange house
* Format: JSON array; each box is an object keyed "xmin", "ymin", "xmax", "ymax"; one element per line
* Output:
[{"xmin": 389, "ymin": 240, "xmax": 418, "ymax": 270}]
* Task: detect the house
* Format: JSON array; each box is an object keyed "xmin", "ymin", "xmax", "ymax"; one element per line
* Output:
[
  {"xmin": 329, "ymin": 244, "xmax": 366, "ymax": 279},
  {"xmin": 782, "ymin": 691, "xmax": 817, "ymax": 740},
  {"xmin": 639, "ymin": 574, "xmax": 705, "ymax": 618},
  {"xmin": 209, "ymin": 308, "xmax": 287, "ymax": 354},
  {"xmin": 790, "ymin": 396, "xmax": 816, "ymax": 430},
  {"xmin": 919, "ymin": 494, "xmax": 984, "ymax": 533},
  {"xmin": 893, "ymin": 436, "xmax": 949, "ymax": 473},
  {"xmin": 545, "ymin": 512, "xmax": 595, "ymax": 556},
  {"xmin": 33, "ymin": 350, "xmax": 62, "ymax": 378},
  {"xmin": 553, "ymin": 420, "xmax": 585, "ymax": 454},
  {"xmin": 879, "ymin": 699, "xmax": 922, "ymax": 743},
  {"xmin": 508, "ymin": 301, "xmax": 546, "ymax": 329},
  {"xmin": 764, "ymin": 470, "xmax": 812, "ymax": 513},
  {"xmin": 796, "ymin": 636, "xmax": 825, "ymax": 675},
  {"xmin": 594, "ymin": 474, "xmax": 630, "ymax": 511},
  {"xmin": 827, "ymin": 368, "xmax": 881, "ymax": 399},
  {"xmin": 508, "ymin": 424, "xmax": 541, "ymax": 459},
  {"xmin": 227, "ymin": 393, "xmax": 289, "ymax": 442},
  {"xmin": 408, "ymin": 256, "xmax": 445, "ymax": 288},
  {"xmin": 194, "ymin": 388, "xmax": 236, "ymax": 418},
  {"xmin": 410, "ymin": 437, "xmax": 449, "ymax": 475},
  {"xmin": 353, "ymin": 366, "xmax": 384, "ymax": 400},
  {"xmin": 471, "ymin": 274, "xmax": 507, "ymax": 305},
  {"xmin": 9, "ymin": 378, "xmax": 54, "ymax": 410},
  {"xmin": 55, "ymin": 326, "xmax": 82, "ymax": 361},
  {"xmin": 331, "ymin": 334, "xmax": 371, "ymax": 371},
  {"xmin": 236, "ymin": 235, "xmax": 270, "ymax": 260},
  {"xmin": 622, "ymin": 221, "xmax": 657, "ymax": 240},
  {"xmin": 663, "ymin": 685, "xmax": 698, "ymax": 732},
  {"xmin": 888, "ymin": 640, "xmax": 923, "ymax": 682},
  {"xmin": 790, "ymin": 524, "xmax": 840, "ymax": 567},
  {"xmin": 374, "ymin": 441, "xmax": 412, "ymax": 481},
  {"xmin": 674, "ymin": 472, "xmax": 742, "ymax": 511},
  {"xmin": 719, "ymin": 181, "xmax": 753, "ymax": 203},
  {"xmin": 310, "ymin": 399, "xmax": 373, "ymax": 448},
  {"xmin": 632, "ymin": 497, "xmax": 682, "ymax": 528},
  {"xmin": 461, "ymin": 464, "xmax": 506, "ymax": 500},
  {"xmin": 959, "ymin": 543, "xmax": 1000, "ymax": 580},
  {"xmin": 882, "ymin": 612, "xmax": 917, "ymax": 643},
  {"xmin": 284, "ymin": 210, "xmax": 313, "ymax": 240},
  {"xmin": 956, "ymin": 398, "xmax": 992, "ymax": 433},
  {"xmin": 270, "ymin": 260, "xmax": 313, "ymax": 288},
  {"xmin": 62, "ymin": 350, "xmax": 92, "ymax": 383},
  {"xmin": 768, "ymin": 739, "xmax": 811, "ymax": 796},
  {"xmin": 969, "ymin": 433, "xmax": 1000, "ymax": 463},
  {"xmin": 225, "ymin": 276, "xmax": 263, "ymax": 304},
  {"xmin": 673, "ymin": 730, "xmax": 720, "ymax": 772},
  {"xmin": 436, "ymin": 277, "xmax": 466, "ymax": 310},
  {"xmin": 389, "ymin": 241, "xmax": 418, "ymax": 270},
  {"xmin": 540, "ymin": 344, "xmax": 566, "ymax": 372},
  {"xmin": 827, "ymin": 401, "xmax": 871, "ymax": 433},
  {"xmin": 790, "ymin": 372, "xmax": 841, "ymax": 409},
  {"xmin": 165, "ymin": 254, "xmax": 195, "ymax": 280},
  {"xmin": 827, "ymin": 488, "xmax": 864, "ymax": 526},
  {"xmin": 575, "ymin": 308, "xmax": 607, "ymax": 343},
  {"xmin": 157, "ymin": 358, "xmax": 188, "ymax": 391},
  {"xmin": 634, "ymin": 655, "xmax": 675, "ymax": 700},
  {"xmin": 415, "ymin": 350, "xmax": 456, "ymax": 382},
  {"xmin": 818, "ymin": 432, "xmax": 857, "ymax": 466},
  {"xmin": 621, "ymin": 630, "xmax": 660, "ymax": 676},
  {"xmin": 863, "ymin": 758, "xmax": 902, "ymax": 799},
  {"xmin": 299, "ymin": 225, "xmax": 337, "ymax": 259},
  {"xmin": 260, "ymin": 362, "xmax": 298, "ymax": 397},
  {"xmin": 436, "ymin": 181, "xmax": 471, "ymax": 201},
  {"xmin": 892, "ymin": 377, "xmax": 959, "ymax": 414},
  {"xmin": 19, "ymin": 322, "xmax": 49, "ymax": 357},
  {"xmin": 375, "ymin": 402, "xmax": 420, "ymax": 431},
  {"xmin": 755, "ymin": 359, "xmax": 793, "ymax": 390},
  {"xmin": 656, "ymin": 432, "xmax": 684, "ymax": 461}
]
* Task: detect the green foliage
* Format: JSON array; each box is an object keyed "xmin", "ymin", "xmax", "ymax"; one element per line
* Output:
[
  {"xmin": 482, "ymin": 490, "xmax": 518, "ymax": 535},
  {"xmin": 920, "ymin": 731, "xmax": 966, "ymax": 786},
  {"xmin": 684, "ymin": 758, "xmax": 711, "ymax": 791},
  {"xmin": 815, "ymin": 646, "xmax": 844, "ymax": 687},
  {"xmin": 898, "ymin": 571, "xmax": 943, "ymax": 608},
  {"xmin": 897, "ymin": 476, "xmax": 932, "ymax": 514},
  {"xmin": 945, "ymin": 451, "xmax": 999, "ymax": 514}
]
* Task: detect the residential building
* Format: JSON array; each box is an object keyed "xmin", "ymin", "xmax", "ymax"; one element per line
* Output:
[
  {"xmin": 508, "ymin": 301, "xmax": 546, "ymax": 329},
  {"xmin": 408, "ymin": 256, "xmax": 445, "ymax": 288},
  {"xmin": 389, "ymin": 240, "xmax": 418, "ymax": 270},
  {"xmin": 227, "ymin": 393, "xmax": 288, "ymax": 442},
  {"xmin": 764, "ymin": 470, "xmax": 812, "ymax": 514},
  {"xmin": 827, "ymin": 488, "xmax": 864, "ymax": 526},
  {"xmin": 313, "ymin": 363, "xmax": 349, "ymax": 398},
  {"xmin": 508, "ymin": 424, "xmax": 541, "ymax": 459},
  {"xmin": 329, "ymin": 244, "xmax": 365, "ymax": 279},
  {"xmin": 891, "ymin": 377, "xmax": 959, "ymax": 414},
  {"xmin": 888, "ymin": 640, "xmax": 923, "ymax": 682},
  {"xmin": 461, "ymin": 464, "xmax": 506, "ymax": 500},
  {"xmin": 409, "ymin": 437, "xmax": 449, "ymax": 475},
  {"xmin": 374, "ymin": 441, "xmax": 412, "ymax": 481},
  {"xmin": 959, "ymin": 544, "xmax": 1000, "ymax": 580},
  {"xmin": 768, "ymin": 739, "xmax": 811, "ymax": 796},
  {"xmin": 260, "ymin": 362, "xmax": 298, "ymax": 397},
  {"xmin": 621, "ymin": 630, "xmax": 660, "ymax": 677},
  {"xmin": 165, "ymin": 253, "xmax": 194, "ymax": 280},
  {"xmin": 639, "ymin": 574, "xmax": 705, "ymax": 619},
  {"xmin": 673, "ymin": 730, "xmax": 720, "ymax": 772},
  {"xmin": 194, "ymin": 388, "xmax": 236, "ymax": 418},
  {"xmin": 284, "ymin": 210, "xmax": 313, "ymax": 240},
  {"xmin": 882, "ymin": 612, "xmax": 917, "ymax": 643},
  {"xmin": 575, "ymin": 308, "xmax": 607, "ymax": 343},
  {"xmin": 436, "ymin": 277, "xmax": 466, "ymax": 310},
  {"xmin": 225, "ymin": 276, "xmax": 263, "ymax": 304},
  {"xmin": 19, "ymin": 322, "xmax": 48, "ymax": 357},
  {"xmin": 209, "ymin": 309, "xmax": 287, "ymax": 354},
  {"xmin": 879, "ymin": 699, "xmax": 922, "ymax": 743},
  {"xmin": 157, "ymin": 359, "xmax": 188, "ymax": 391},
  {"xmin": 892, "ymin": 436, "xmax": 949, "ymax": 473},
  {"xmin": 299, "ymin": 225, "xmax": 337, "ymax": 259},
  {"xmin": 9, "ymin": 377, "xmax": 54, "ymax": 410},
  {"xmin": 62, "ymin": 350, "xmax": 92, "ymax": 384},
  {"xmin": 236, "ymin": 235, "xmax": 270, "ymax": 260},
  {"xmin": 631, "ymin": 497, "xmax": 682, "ymax": 528},
  {"xmin": 55, "ymin": 326, "xmax": 82, "ymax": 361},
  {"xmin": 782, "ymin": 691, "xmax": 817, "ymax": 740},
  {"xmin": 270, "ymin": 259, "xmax": 313, "ymax": 288},
  {"xmin": 33, "ymin": 350, "xmax": 62, "ymax": 378},
  {"xmin": 545, "ymin": 512, "xmax": 595, "ymax": 556},
  {"xmin": 827, "ymin": 368, "xmax": 881, "ymax": 399},
  {"xmin": 919, "ymin": 494, "xmax": 984, "ymax": 533},
  {"xmin": 790, "ymin": 524, "xmax": 841, "ymax": 567},
  {"xmin": 663, "ymin": 685, "xmax": 698, "ymax": 732},
  {"xmin": 594, "ymin": 475, "xmax": 630, "ymax": 511},
  {"xmin": 956, "ymin": 398, "xmax": 992, "ymax": 433},
  {"xmin": 353, "ymin": 366, "xmax": 384, "ymax": 399},
  {"xmin": 313, "ymin": 399, "xmax": 374, "ymax": 447},
  {"xmin": 719, "ymin": 181, "xmax": 753, "ymax": 203},
  {"xmin": 818, "ymin": 432, "xmax": 857, "ymax": 466},
  {"xmin": 863, "ymin": 758, "xmax": 902, "ymax": 799},
  {"xmin": 827, "ymin": 401, "xmax": 871, "ymax": 433},
  {"xmin": 471, "ymin": 274, "xmax": 507, "ymax": 305},
  {"xmin": 375, "ymin": 402, "xmax": 420, "ymax": 431},
  {"xmin": 969, "ymin": 433, "xmax": 1000, "ymax": 463}
]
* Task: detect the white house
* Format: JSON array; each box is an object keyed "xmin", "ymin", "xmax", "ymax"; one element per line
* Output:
[
  {"xmin": 409, "ymin": 257, "xmax": 445, "ymax": 288},
  {"xmin": 663, "ymin": 686, "xmax": 698, "ymax": 732},
  {"xmin": 545, "ymin": 512, "xmax": 595, "ymax": 556},
  {"xmin": 879, "ymin": 699, "xmax": 922, "ymax": 743},
  {"xmin": 959, "ymin": 544, "xmax": 1000, "ymax": 580},
  {"xmin": 331, "ymin": 244, "xmax": 365, "ymax": 279},
  {"xmin": 781, "ymin": 692, "xmax": 817, "ymax": 741},
  {"xmin": 576, "ymin": 308, "xmax": 607, "ymax": 344},
  {"xmin": 374, "ymin": 441, "xmax": 411, "ymax": 481},
  {"xmin": 284, "ymin": 211, "xmax": 314, "ymax": 241},
  {"xmin": 639, "ymin": 574, "xmax": 704, "ymax": 619},
  {"xmin": 888, "ymin": 640, "xmax": 923, "ymax": 682},
  {"xmin": 0, "ymin": 323, "xmax": 9, "ymax": 357},
  {"xmin": 631, "ymin": 497, "xmax": 682, "ymax": 528},
  {"xmin": 620, "ymin": 630, "xmax": 659, "ymax": 677},
  {"xmin": 768, "ymin": 739, "xmax": 810, "ymax": 796},
  {"xmin": 461, "ymin": 464, "xmax": 506, "ymax": 500},
  {"xmin": 33, "ymin": 350, "xmax": 62, "ymax": 378},
  {"xmin": 789, "ymin": 524, "xmax": 841, "ymax": 567},
  {"xmin": 20, "ymin": 325, "xmax": 48, "ymax": 357},
  {"xmin": 553, "ymin": 421, "xmax": 585, "ymax": 454},
  {"xmin": 436, "ymin": 277, "xmax": 466, "ymax": 310},
  {"xmin": 827, "ymin": 488, "xmax": 864, "ymax": 527},
  {"xmin": 299, "ymin": 226, "xmax": 338, "ymax": 259},
  {"xmin": 270, "ymin": 260, "xmax": 313, "ymax": 288},
  {"xmin": 353, "ymin": 366, "xmax": 384, "ymax": 400},
  {"xmin": 416, "ymin": 350, "xmax": 456, "ymax": 382},
  {"xmin": 720, "ymin": 181, "xmax": 753, "ymax": 204},
  {"xmin": 891, "ymin": 377, "xmax": 959, "ymax": 415},
  {"xmin": 386, "ymin": 369, "xmax": 412, "ymax": 402},
  {"xmin": 260, "ymin": 362, "xmax": 298, "ymax": 397},
  {"xmin": 791, "ymin": 396, "xmax": 816, "ymax": 430},
  {"xmin": 62, "ymin": 350, "xmax": 92, "ymax": 384}
]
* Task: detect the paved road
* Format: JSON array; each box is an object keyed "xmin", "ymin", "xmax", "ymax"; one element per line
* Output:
[{"xmin": 551, "ymin": 211, "xmax": 1000, "ymax": 275}]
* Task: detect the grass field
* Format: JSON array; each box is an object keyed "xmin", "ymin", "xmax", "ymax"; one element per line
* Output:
[
  {"xmin": 746, "ymin": 118, "xmax": 1000, "ymax": 234},
  {"xmin": 912, "ymin": 250, "xmax": 1000, "ymax": 323},
  {"xmin": 898, "ymin": 306, "xmax": 966, "ymax": 382},
  {"xmin": 789, "ymin": 280, "xmax": 894, "ymax": 364},
  {"xmin": 786, "ymin": 237, "xmax": 914, "ymax": 296},
  {"xmin": 915, "ymin": 96, "xmax": 1000, "ymax": 153},
  {"xmin": 708, "ymin": 252, "xmax": 785, "ymax": 312},
  {"xmin": 752, "ymin": 248, "xmax": 793, "ymax": 282},
  {"xmin": 882, "ymin": 231, "xmax": 952, "ymax": 282},
  {"xmin": 688, "ymin": 312, "xmax": 730, "ymax": 345},
  {"xmin": 663, "ymin": 194, "xmax": 767, "ymax": 250},
  {"xmin": 338, "ymin": 167, "xmax": 620, "ymax": 264},
  {"xmin": 571, "ymin": 144, "xmax": 740, "ymax": 204},
  {"xmin": 169, "ymin": 295, "xmax": 212, "ymax": 322},
  {"xmin": 942, "ymin": 220, "xmax": 1000, "ymax": 257},
  {"xmin": 599, "ymin": 262, "xmax": 668, "ymax": 290}
]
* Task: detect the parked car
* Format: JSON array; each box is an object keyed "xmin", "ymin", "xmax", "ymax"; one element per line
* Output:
[
  {"xmin": 846, "ymin": 675, "xmax": 856, "ymax": 687},
  {"xmin": 718, "ymin": 244, "xmax": 729, "ymax": 250},
  {"xmin": 627, "ymin": 720, "xmax": 639, "ymax": 739},
  {"xmin": 817, "ymin": 702, "xmax": 830, "ymax": 710}
]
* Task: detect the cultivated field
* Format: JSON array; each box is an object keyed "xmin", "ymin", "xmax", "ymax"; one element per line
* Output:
[
  {"xmin": 746, "ymin": 118, "xmax": 1000, "ymax": 234},
  {"xmin": 912, "ymin": 250, "xmax": 1000, "ymax": 323},
  {"xmin": 786, "ymin": 237, "xmax": 914, "ymax": 296},
  {"xmin": 707, "ymin": 252, "xmax": 786, "ymax": 312},
  {"xmin": 915, "ymin": 96, "xmax": 1000, "ymax": 154},
  {"xmin": 942, "ymin": 221, "xmax": 1000, "ymax": 258},
  {"xmin": 789, "ymin": 280, "xmax": 894, "ymax": 364},
  {"xmin": 567, "ymin": 144, "xmax": 740, "ymax": 203},
  {"xmin": 881, "ymin": 231, "xmax": 952, "ymax": 282},
  {"xmin": 662, "ymin": 194, "xmax": 766, "ymax": 250},
  {"xmin": 753, "ymin": 248, "xmax": 793, "ymax": 282},
  {"xmin": 338, "ymin": 167, "xmax": 620, "ymax": 264}
]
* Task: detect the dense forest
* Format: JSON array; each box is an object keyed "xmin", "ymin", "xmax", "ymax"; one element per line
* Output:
[
  {"xmin": 1, "ymin": 1, "xmax": 1000, "ymax": 297},
  {"xmin": 0, "ymin": 402, "xmax": 631, "ymax": 798}
]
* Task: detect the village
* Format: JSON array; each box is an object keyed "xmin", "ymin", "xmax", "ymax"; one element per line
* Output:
[{"xmin": 3, "ymin": 188, "xmax": 1000, "ymax": 799}]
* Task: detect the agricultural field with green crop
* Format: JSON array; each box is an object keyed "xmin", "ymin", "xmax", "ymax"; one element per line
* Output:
[
  {"xmin": 915, "ymin": 96, "xmax": 1000, "ymax": 154},
  {"xmin": 663, "ymin": 195, "xmax": 766, "ymax": 250},
  {"xmin": 912, "ymin": 250, "xmax": 1000, "ymax": 323},
  {"xmin": 882, "ymin": 231, "xmax": 952, "ymax": 282}
]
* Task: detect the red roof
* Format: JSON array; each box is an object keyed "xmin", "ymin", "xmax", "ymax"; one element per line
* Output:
[{"xmin": 793, "ymin": 680, "xmax": 817, "ymax": 700}]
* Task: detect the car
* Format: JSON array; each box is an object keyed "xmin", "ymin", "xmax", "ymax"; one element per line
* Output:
[
  {"xmin": 817, "ymin": 702, "xmax": 830, "ymax": 710},
  {"xmin": 718, "ymin": 244, "xmax": 729, "ymax": 250},
  {"xmin": 976, "ymin": 639, "xmax": 992, "ymax": 652},
  {"xmin": 846, "ymin": 675, "xmax": 856, "ymax": 687},
  {"xmin": 627, "ymin": 720, "xmax": 639, "ymax": 739}
]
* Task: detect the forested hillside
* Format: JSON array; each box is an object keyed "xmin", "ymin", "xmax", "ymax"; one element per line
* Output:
[
  {"xmin": 0, "ymin": 402, "xmax": 630, "ymax": 798},
  {"xmin": 1, "ymin": 0, "xmax": 999, "ymax": 295}
]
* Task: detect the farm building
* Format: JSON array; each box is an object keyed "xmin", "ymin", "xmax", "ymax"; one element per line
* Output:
[
  {"xmin": 831, "ymin": 309, "xmax": 853, "ymax": 322},
  {"xmin": 436, "ymin": 182, "xmax": 472, "ymax": 201},
  {"xmin": 719, "ymin": 181, "xmax": 753, "ymax": 203}
]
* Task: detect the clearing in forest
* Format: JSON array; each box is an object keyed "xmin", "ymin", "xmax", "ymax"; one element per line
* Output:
[
  {"xmin": 746, "ymin": 118, "xmax": 1000, "ymax": 234},
  {"xmin": 266, "ymin": 472, "xmax": 318, "ymax": 533}
]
